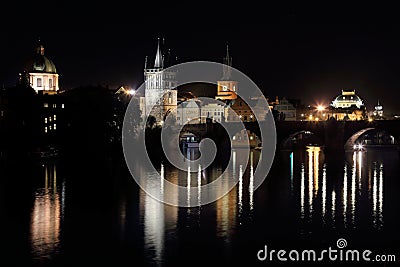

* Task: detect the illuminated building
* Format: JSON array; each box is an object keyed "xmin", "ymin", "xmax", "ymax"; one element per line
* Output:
[
  {"xmin": 216, "ymin": 45, "xmax": 238, "ymax": 101},
  {"xmin": 372, "ymin": 100, "xmax": 384, "ymax": 119},
  {"xmin": 329, "ymin": 90, "xmax": 366, "ymax": 120},
  {"xmin": 176, "ymin": 99, "xmax": 200, "ymax": 125},
  {"xmin": 143, "ymin": 39, "xmax": 177, "ymax": 123},
  {"xmin": 176, "ymin": 99, "xmax": 225, "ymax": 125},
  {"xmin": 226, "ymin": 96, "xmax": 268, "ymax": 122},
  {"xmin": 26, "ymin": 40, "xmax": 59, "ymax": 94},
  {"xmin": 273, "ymin": 97, "xmax": 296, "ymax": 121},
  {"xmin": 200, "ymin": 102, "xmax": 225, "ymax": 123},
  {"xmin": 331, "ymin": 90, "xmax": 364, "ymax": 109}
]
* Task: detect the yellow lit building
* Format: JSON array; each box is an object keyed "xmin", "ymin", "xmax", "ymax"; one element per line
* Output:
[{"xmin": 329, "ymin": 90, "xmax": 366, "ymax": 120}]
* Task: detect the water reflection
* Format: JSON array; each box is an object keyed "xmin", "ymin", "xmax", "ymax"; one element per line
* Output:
[
  {"xmin": 140, "ymin": 163, "xmax": 178, "ymax": 264},
  {"xmin": 372, "ymin": 163, "xmax": 384, "ymax": 229},
  {"xmin": 134, "ymin": 146, "xmax": 392, "ymax": 264},
  {"xmin": 30, "ymin": 161, "xmax": 65, "ymax": 260},
  {"xmin": 296, "ymin": 146, "xmax": 386, "ymax": 229},
  {"xmin": 249, "ymin": 152, "xmax": 254, "ymax": 211}
]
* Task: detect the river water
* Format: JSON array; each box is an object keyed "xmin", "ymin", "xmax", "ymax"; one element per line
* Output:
[{"xmin": 2, "ymin": 147, "xmax": 400, "ymax": 266}]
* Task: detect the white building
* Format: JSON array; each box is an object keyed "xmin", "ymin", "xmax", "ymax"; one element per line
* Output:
[
  {"xmin": 274, "ymin": 97, "xmax": 296, "ymax": 121},
  {"xmin": 176, "ymin": 100, "xmax": 226, "ymax": 125},
  {"xmin": 176, "ymin": 99, "xmax": 201, "ymax": 125},
  {"xmin": 200, "ymin": 103, "xmax": 225, "ymax": 123},
  {"xmin": 28, "ymin": 42, "xmax": 59, "ymax": 94},
  {"xmin": 331, "ymin": 90, "xmax": 364, "ymax": 109}
]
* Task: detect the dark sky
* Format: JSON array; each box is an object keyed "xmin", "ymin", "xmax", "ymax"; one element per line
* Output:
[{"xmin": 2, "ymin": 2, "xmax": 400, "ymax": 114}]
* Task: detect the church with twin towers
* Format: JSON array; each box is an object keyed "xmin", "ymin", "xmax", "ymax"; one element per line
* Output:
[{"xmin": 142, "ymin": 39, "xmax": 237, "ymax": 124}]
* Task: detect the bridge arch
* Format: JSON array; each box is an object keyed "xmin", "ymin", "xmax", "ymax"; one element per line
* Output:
[
  {"xmin": 281, "ymin": 130, "xmax": 323, "ymax": 150},
  {"xmin": 344, "ymin": 128, "xmax": 397, "ymax": 150}
]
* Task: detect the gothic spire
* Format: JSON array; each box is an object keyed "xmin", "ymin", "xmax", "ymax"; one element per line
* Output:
[
  {"xmin": 224, "ymin": 43, "xmax": 232, "ymax": 66},
  {"xmin": 222, "ymin": 43, "xmax": 232, "ymax": 80},
  {"xmin": 154, "ymin": 38, "xmax": 163, "ymax": 68}
]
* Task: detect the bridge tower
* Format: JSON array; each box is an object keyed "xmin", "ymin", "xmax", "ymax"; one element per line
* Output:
[{"xmin": 143, "ymin": 38, "xmax": 177, "ymax": 123}]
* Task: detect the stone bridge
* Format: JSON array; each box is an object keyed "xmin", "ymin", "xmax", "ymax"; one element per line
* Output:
[{"xmin": 180, "ymin": 120, "xmax": 400, "ymax": 150}]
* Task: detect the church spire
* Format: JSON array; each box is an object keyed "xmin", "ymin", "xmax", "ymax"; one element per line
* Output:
[
  {"xmin": 154, "ymin": 38, "xmax": 163, "ymax": 69},
  {"xmin": 224, "ymin": 43, "xmax": 231, "ymax": 66},
  {"xmin": 222, "ymin": 43, "xmax": 232, "ymax": 80}
]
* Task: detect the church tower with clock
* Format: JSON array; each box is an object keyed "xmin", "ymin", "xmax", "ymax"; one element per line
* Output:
[{"xmin": 216, "ymin": 45, "xmax": 238, "ymax": 101}]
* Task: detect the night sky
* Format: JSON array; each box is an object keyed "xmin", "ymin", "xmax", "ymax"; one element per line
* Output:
[{"xmin": 2, "ymin": 3, "xmax": 400, "ymax": 114}]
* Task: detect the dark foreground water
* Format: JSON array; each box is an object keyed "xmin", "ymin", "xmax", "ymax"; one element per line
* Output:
[{"xmin": 1, "ymin": 147, "xmax": 400, "ymax": 266}]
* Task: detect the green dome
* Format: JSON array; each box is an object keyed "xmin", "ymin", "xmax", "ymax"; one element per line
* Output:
[{"xmin": 27, "ymin": 44, "xmax": 57, "ymax": 74}]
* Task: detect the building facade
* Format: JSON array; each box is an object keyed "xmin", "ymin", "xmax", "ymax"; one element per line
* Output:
[
  {"xmin": 273, "ymin": 97, "xmax": 296, "ymax": 121},
  {"xmin": 329, "ymin": 90, "xmax": 366, "ymax": 120},
  {"xmin": 176, "ymin": 99, "xmax": 226, "ymax": 125},
  {"xmin": 200, "ymin": 103, "xmax": 225, "ymax": 123},
  {"xmin": 176, "ymin": 99, "xmax": 200, "ymax": 125}
]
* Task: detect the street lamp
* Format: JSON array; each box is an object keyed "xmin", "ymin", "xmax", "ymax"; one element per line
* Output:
[{"xmin": 316, "ymin": 105, "xmax": 326, "ymax": 121}]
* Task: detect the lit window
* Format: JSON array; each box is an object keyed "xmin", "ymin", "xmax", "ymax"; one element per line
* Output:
[
  {"xmin": 49, "ymin": 125, "xmax": 52, "ymax": 130},
  {"xmin": 53, "ymin": 104, "xmax": 57, "ymax": 108},
  {"xmin": 233, "ymin": 136, "xmax": 236, "ymax": 140},
  {"xmin": 49, "ymin": 79, "xmax": 53, "ymax": 88},
  {"xmin": 44, "ymin": 118, "xmax": 47, "ymax": 123},
  {"xmin": 44, "ymin": 127, "xmax": 47, "ymax": 133},
  {"xmin": 44, "ymin": 103, "xmax": 48, "ymax": 108},
  {"xmin": 1, "ymin": 110, "xmax": 3, "ymax": 117},
  {"xmin": 61, "ymin": 104, "xmax": 65, "ymax": 109},
  {"xmin": 54, "ymin": 124, "xmax": 56, "ymax": 130},
  {"xmin": 49, "ymin": 117, "xmax": 52, "ymax": 122},
  {"xmin": 54, "ymin": 115, "xmax": 56, "ymax": 121},
  {"xmin": 37, "ymin": 78, "xmax": 42, "ymax": 87}
]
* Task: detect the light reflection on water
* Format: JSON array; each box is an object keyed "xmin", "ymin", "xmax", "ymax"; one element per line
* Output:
[
  {"xmin": 298, "ymin": 147, "xmax": 386, "ymax": 230},
  {"xmin": 30, "ymin": 161, "xmax": 65, "ymax": 260},
  {"xmin": 24, "ymin": 146, "xmax": 398, "ymax": 265}
]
